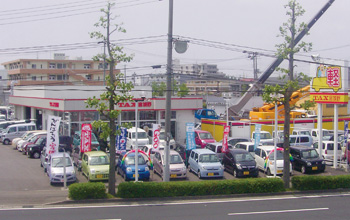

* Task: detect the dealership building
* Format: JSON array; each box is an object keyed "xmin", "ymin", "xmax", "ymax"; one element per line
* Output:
[{"xmin": 9, "ymin": 85, "xmax": 202, "ymax": 143}]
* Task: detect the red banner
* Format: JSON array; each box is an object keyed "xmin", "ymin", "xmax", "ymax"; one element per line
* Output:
[
  {"xmin": 81, "ymin": 124, "xmax": 92, "ymax": 153},
  {"xmin": 152, "ymin": 124, "xmax": 161, "ymax": 150},
  {"xmin": 221, "ymin": 126, "xmax": 230, "ymax": 153}
]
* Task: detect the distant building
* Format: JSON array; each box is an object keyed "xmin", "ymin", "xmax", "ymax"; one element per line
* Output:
[
  {"xmin": 1, "ymin": 53, "xmax": 112, "ymax": 86},
  {"xmin": 0, "ymin": 69, "xmax": 9, "ymax": 105}
]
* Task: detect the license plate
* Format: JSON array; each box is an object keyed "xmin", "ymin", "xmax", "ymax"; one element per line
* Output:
[
  {"xmin": 170, "ymin": 174, "xmax": 177, "ymax": 178},
  {"xmin": 277, "ymin": 170, "xmax": 283, "ymax": 173},
  {"xmin": 96, "ymin": 174, "xmax": 103, "ymax": 178},
  {"xmin": 243, "ymin": 171, "xmax": 249, "ymax": 175},
  {"xmin": 133, "ymin": 174, "xmax": 139, "ymax": 178},
  {"xmin": 208, "ymin": 173, "xmax": 214, "ymax": 176},
  {"xmin": 312, "ymin": 166, "xmax": 318, "ymax": 170}
]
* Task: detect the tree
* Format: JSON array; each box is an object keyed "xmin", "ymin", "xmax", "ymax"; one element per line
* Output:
[
  {"xmin": 85, "ymin": 2, "xmax": 134, "ymax": 195},
  {"xmin": 152, "ymin": 82, "xmax": 166, "ymax": 97},
  {"xmin": 262, "ymin": 0, "xmax": 312, "ymax": 188},
  {"xmin": 298, "ymin": 100, "xmax": 316, "ymax": 111},
  {"xmin": 178, "ymin": 83, "xmax": 189, "ymax": 97}
]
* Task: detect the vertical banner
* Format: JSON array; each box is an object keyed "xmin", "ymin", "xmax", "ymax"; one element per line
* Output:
[
  {"xmin": 186, "ymin": 122, "xmax": 196, "ymax": 150},
  {"xmin": 152, "ymin": 124, "xmax": 161, "ymax": 150},
  {"xmin": 254, "ymin": 124, "xmax": 261, "ymax": 150},
  {"xmin": 344, "ymin": 121, "xmax": 349, "ymax": 146},
  {"xmin": 116, "ymin": 127, "xmax": 127, "ymax": 154},
  {"xmin": 80, "ymin": 124, "xmax": 92, "ymax": 153},
  {"xmin": 46, "ymin": 115, "xmax": 61, "ymax": 155},
  {"xmin": 221, "ymin": 125, "xmax": 230, "ymax": 153}
]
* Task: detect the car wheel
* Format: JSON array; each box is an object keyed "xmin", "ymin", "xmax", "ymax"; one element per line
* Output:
[
  {"xmin": 33, "ymin": 152, "xmax": 40, "ymax": 159},
  {"xmin": 267, "ymin": 168, "xmax": 272, "ymax": 176},
  {"xmin": 87, "ymin": 173, "xmax": 91, "ymax": 182},
  {"xmin": 40, "ymin": 162, "xmax": 43, "ymax": 167},
  {"xmin": 3, "ymin": 139, "xmax": 9, "ymax": 145},
  {"xmin": 301, "ymin": 166, "xmax": 306, "ymax": 174},
  {"xmin": 44, "ymin": 168, "xmax": 47, "ymax": 173},
  {"xmin": 188, "ymin": 165, "xmax": 192, "ymax": 173},
  {"xmin": 197, "ymin": 170, "xmax": 201, "ymax": 179}
]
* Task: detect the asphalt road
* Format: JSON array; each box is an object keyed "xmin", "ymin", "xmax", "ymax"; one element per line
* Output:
[{"xmin": 1, "ymin": 193, "xmax": 350, "ymax": 220}]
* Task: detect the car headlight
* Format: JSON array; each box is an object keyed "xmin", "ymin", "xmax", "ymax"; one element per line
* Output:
[
  {"xmin": 307, "ymin": 162, "xmax": 312, "ymax": 166},
  {"xmin": 145, "ymin": 167, "xmax": 149, "ymax": 171},
  {"xmin": 90, "ymin": 169, "xmax": 96, "ymax": 174},
  {"xmin": 236, "ymin": 164, "xmax": 242, "ymax": 169},
  {"xmin": 322, "ymin": 160, "xmax": 326, "ymax": 164},
  {"xmin": 201, "ymin": 140, "xmax": 206, "ymax": 143},
  {"xmin": 29, "ymin": 147, "xmax": 32, "ymax": 151},
  {"xmin": 126, "ymin": 167, "xmax": 132, "ymax": 172}
]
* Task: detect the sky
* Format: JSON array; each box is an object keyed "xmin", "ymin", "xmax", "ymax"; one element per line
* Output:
[{"xmin": 0, "ymin": 0, "xmax": 349, "ymax": 80}]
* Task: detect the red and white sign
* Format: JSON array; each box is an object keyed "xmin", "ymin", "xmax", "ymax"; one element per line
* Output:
[
  {"xmin": 221, "ymin": 126, "xmax": 230, "ymax": 153},
  {"xmin": 46, "ymin": 115, "xmax": 61, "ymax": 155},
  {"xmin": 152, "ymin": 124, "xmax": 161, "ymax": 150},
  {"xmin": 81, "ymin": 124, "xmax": 92, "ymax": 153},
  {"xmin": 49, "ymin": 102, "xmax": 59, "ymax": 107}
]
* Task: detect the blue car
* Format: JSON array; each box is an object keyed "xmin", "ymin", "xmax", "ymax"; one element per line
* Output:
[
  {"xmin": 195, "ymin": 109, "xmax": 220, "ymax": 120},
  {"xmin": 116, "ymin": 152, "xmax": 150, "ymax": 181}
]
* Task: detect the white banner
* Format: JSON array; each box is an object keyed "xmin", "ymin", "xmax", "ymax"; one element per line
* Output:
[
  {"xmin": 152, "ymin": 124, "xmax": 161, "ymax": 150},
  {"xmin": 46, "ymin": 115, "xmax": 61, "ymax": 155}
]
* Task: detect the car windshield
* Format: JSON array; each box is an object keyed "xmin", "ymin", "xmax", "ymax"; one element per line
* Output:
[
  {"xmin": 125, "ymin": 155, "xmax": 147, "ymax": 165},
  {"xmin": 131, "ymin": 132, "xmax": 147, "ymax": 139},
  {"xmin": 89, "ymin": 155, "xmax": 109, "ymax": 165},
  {"xmin": 268, "ymin": 150, "xmax": 284, "ymax": 160},
  {"xmin": 199, "ymin": 154, "xmax": 219, "ymax": 163},
  {"xmin": 159, "ymin": 131, "xmax": 173, "ymax": 140},
  {"xmin": 234, "ymin": 153, "xmax": 255, "ymax": 162},
  {"xmin": 170, "ymin": 154, "xmax": 183, "ymax": 164},
  {"xmin": 199, "ymin": 132, "xmax": 214, "ymax": 140},
  {"xmin": 253, "ymin": 132, "xmax": 271, "ymax": 139},
  {"xmin": 301, "ymin": 149, "xmax": 319, "ymax": 159},
  {"xmin": 299, "ymin": 131, "xmax": 311, "ymax": 136},
  {"xmin": 35, "ymin": 136, "xmax": 45, "ymax": 144},
  {"xmin": 51, "ymin": 157, "xmax": 72, "ymax": 167}
]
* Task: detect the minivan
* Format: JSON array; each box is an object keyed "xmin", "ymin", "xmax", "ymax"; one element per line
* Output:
[
  {"xmin": 1, "ymin": 123, "xmax": 36, "ymax": 145},
  {"xmin": 126, "ymin": 127, "xmax": 149, "ymax": 150},
  {"xmin": 188, "ymin": 149, "xmax": 224, "ymax": 179},
  {"xmin": 289, "ymin": 135, "xmax": 313, "ymax": 147},
  {"xmin": 251, "ymin": 131, "xmax": 273, "ymax": 144},
  {"xmin": 313, "ymin": 141, "xmax": 342, "ymax": 161},
  {"xmin": 194, "ymin": 130, "xmax": 216, "ymax": 148}
]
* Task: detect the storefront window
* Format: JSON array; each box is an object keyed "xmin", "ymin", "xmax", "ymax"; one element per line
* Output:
[
  {"xmin": 81, "ymin": 111, "xmax": 98, "ymax": 121},
  {"xmin": 71, "ymin": 123, "xmax": 80, "ymax": 134},
  {"xmin": 71, "ymin": 112, "xmax": 79, "ymax": 122},
  {"xmin": 160, "ymin": 111, "xmax": 176, "ymax": 119},
  {"xmin": 139, "ymin": 111, "xmax": 156, "ymax": 120},
  {"xmin": 121, "ymin": 111, "xmax": 135, "ymax": 121}
]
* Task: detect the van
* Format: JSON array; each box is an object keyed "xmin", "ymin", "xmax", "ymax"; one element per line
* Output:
[
  {"xmin": 194, "ymin": 130, "xmax": 216, "ymax": 148},
  {"xmin": 251, "ymin": 131, "xmax": 273, "ymax": 144},
  {"xmin": 188, "ymin": 148, "xmax": 224, "ymax": 179},
  {"xmin": 126, "ymin": 127, "xmax": 149, "ymax": 150},
  {"xmin": 289, "ymin": 135, "xmax": 313, "ymax": 147},
  {"xmin": 313, "ymin": 141, "xmax": 342, "ymax": 161},
  {"xmin": 1, "ymin": 123, "xmax": 36, "ymax": 145},
  {"xmin": 292, "ymin": 129, "xmax": 311, "ymax": 136},
  {"xmin": 311, "ymin": 129, "xmax": 331, "ymax": 142},
  {"xmin": 0, "ymin": 119, "xmax": 30, "ymax": 133}
]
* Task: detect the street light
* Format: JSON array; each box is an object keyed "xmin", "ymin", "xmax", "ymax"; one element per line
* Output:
[{"xmin": 134, "ymin": 93, "xmax": 146, "ymax": 182}]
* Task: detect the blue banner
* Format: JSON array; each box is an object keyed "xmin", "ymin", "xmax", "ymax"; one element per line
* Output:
[
  {"xmin": 116, "ymin": 127, "xmax": 127, "ymax": 152},
  {"xmin": 186, "ymin": 123, "xmax": 196, "ymax": 150},
  {"xmin": 344, "ymin": 121, "xmax": 348, "ymax": 146},
  {"xmin": 254, "ymin": 124, "xmax": 261, "ymax": 150}
]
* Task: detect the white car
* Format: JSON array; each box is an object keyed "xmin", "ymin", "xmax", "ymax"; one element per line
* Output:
[
  {"xmin": 254, "ymin": 145, "xmax": 292, "ymax": 176},
  {"xmin": 251, "ymin": 131, "xmax": 273, "ymax": 144},
  {"xmin": 313, "ymin": 141, "xmax": 342, "ymax": 161},
  {"xmin": 126, "ymin": 127, "xmax": 150, "ymax": 150}
]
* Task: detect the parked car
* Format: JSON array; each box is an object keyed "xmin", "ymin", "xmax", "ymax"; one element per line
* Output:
[
  {"xmin": 22, "ymin": 133, "xmax": 46, "ymax": 156},
  {"xmin": 292, "ymin": 129, "xmax": 312, "ymax": 136},
  {"xmin": 140, "ymin": 144, "xmax": 164, "ymax": 166},
  {"xmin": 313, "ymin": 141, "xmax": 342, "ymax": 161},
  {"xmin": 188, "ymin": 149, "xmax": 224, "ymax": 179},
  {"xmin": 251, "ymin": 131, "xmax": 273, "ymax": 144},
  {"xmin": 147, "ymin": 128, "xmax": 176, "ymax": 149},
  {"xmin": 254, "ymin": 145, "xmax": 292, "ymax": 176},
  {"xmin": 18, "ymin": 131, "xmax": 46, "ymax": 153},
  {"xmin": 222, "ymin": 148, "xmax": 259, "ymax": 178},
  {"xmin": 12, "ymin": 130, "xmax": 41, "ymax": 149},
  {"xmin": 71, "ymin": 146, "xmax": 84, "ymax": 171},
  {"xmin": 126, "ymin": 127, "xmax": 150, "ymax": 150},
  {"xmin": 233, "ymin": 142, "xmax": 256, "ymax": 155},
  {"xmin": 46, "ymin": 152, "xmax": 76, "ymax": 185},
  {"xmin": 290, "ymin": 145, "xmax": 326, "ymax": 174},
  {"xmin": 195, "ymin": 109, "xmax": 220, "ymax": 120},
  {"xmin": 153, "ymin": 149, "xmax": 187, "ymax": 179},
  {"xmin": 27, "ymin": 135, "xmax": 73, "ymax": 159},
  {"xmin": 116, "ymin": 151, "xmax": 150, "ymax": 181},
  {"xmin": 289, "ymin": 135, "xmax": 313, "ymax": 147},
  {"xmin": 194, "ymin": 130, "xmax": 216, "ymax": 148},
  {"xmin": 221, "ymin": 137, "xmax": 250, "ymax": 147},
  {"xmin": 205, "ymin": 142, "xmax": 233, "ymax": 162},
  {"xmin": 40, "ymin": 147, "xmax": 50, "ymax": 172},
  {"xmin": 1, "ymin": 122, "xmax": 37, "ymax": 145},
  {"xmin": 81, "ymin": 151, "xmax": 110, "ymax": 181},
  {"xmin": 0, "ymin": 119, "xmax": 30, "ymax": 133},
  {"xmin": 311, "ymin": 129, "xmax": 331, "ymax": 142},
  {"xmin": 73, "ymin": 131, "xmax": 100, "ymax": 150},
  {"xmin": 272, "ymin": 130, "xmax": 284, "ymax": 143}
]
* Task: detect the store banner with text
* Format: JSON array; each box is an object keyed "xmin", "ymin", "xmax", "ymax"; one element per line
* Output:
[
  {"xmin": 152, "ymin": 124, "xmax": 161, "ymax": 150},
  {"xmin": 186, "ymin": 123, "xmax": 196, "ymax": 150},
  {"xmin": 46, "ymin": 115, "xmax": 61, "ymax": 155},
  {"xmin": 81, "ymin": 124, "xmax": 92, "ymax": 153},
  {"xmin": 221, "ymin": 126, "xmax": 230, "ymax": 153},
  {"xmin": 116, "ymin": 127, "xmax": 127, "ymax": 154}
]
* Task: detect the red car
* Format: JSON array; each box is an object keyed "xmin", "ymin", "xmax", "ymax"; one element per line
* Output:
[{"xmin": 194, "ymin": 130, "xmax": 216, "ymax": 148}]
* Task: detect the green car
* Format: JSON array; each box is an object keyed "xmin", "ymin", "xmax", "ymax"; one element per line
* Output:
[
  {"xmin": 81, "ymin": 151, "xmax": 109, "ymax": 181},
  {"xmin": 73, "ymin": 131, "xmax": 100, "ymax": 150}
]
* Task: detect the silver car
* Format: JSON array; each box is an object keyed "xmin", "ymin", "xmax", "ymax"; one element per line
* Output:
[
  {"xmin": 153, "ymin": 149, "xmax": 187, "ymax": 179},
  {"xmin": 46, "ymin": 153, "xmax": 76, "ymax": 185}
]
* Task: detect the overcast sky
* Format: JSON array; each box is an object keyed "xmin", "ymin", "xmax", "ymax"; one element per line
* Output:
[{"xmin": 0, "ymin": 0, "xmax": 349, "ymax": 79}]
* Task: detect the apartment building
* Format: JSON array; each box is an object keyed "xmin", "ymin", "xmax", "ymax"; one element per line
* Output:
[{"xmin": 1, "ymin": 53, "xmax": 112, "ymax": 86}]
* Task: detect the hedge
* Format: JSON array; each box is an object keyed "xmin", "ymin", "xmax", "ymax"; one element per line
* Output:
[
  {"xmin": 68, "ymin": 182, "xmax": 107, "ymax": 200},
  {"xmin": 116, "ymin": 178, "xmax": 285, "ymax": 198},
  {"xmin": 292, "ymin": 175, "xmax": 350, "ymax": 191}
]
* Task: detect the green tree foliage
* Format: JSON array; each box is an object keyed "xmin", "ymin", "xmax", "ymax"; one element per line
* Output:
[
  {"xmin": 85, "ymin": 2, "xmax": 134, "ymax": 195},
  {"xmin": 262, "ymin": 0, "xmax": 312, "ymax": 188},
  {"xmin": 178, "ymin": 83, "xmax": 189, "ymax": 97}
]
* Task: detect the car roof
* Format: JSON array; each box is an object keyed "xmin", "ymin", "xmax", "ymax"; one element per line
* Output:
[
  {"xmin": 195, "ymin": 130, "xmax": 210, "ymax": 133},
  {"xmin": 229, "ymin": 148, "xmax": 250, "ymax": 154},
  {"xmin": 157, "ymin": 149, "xmax": 180, "ymax": 155},
  {"xmin": 50, "ymin": 152, "xmax": 72, "ymax": 158},
  {"xmin": 235, "ymin": 142, "xmax": 255, "ymax": 145},
  {"xmin": 228, "ymin": 137, "xmax": 249, "ymax": 140},
  {"xmin": 290, "ymin": 145, "xmax": 314, "ymax": 150},
  {"xmin": 83, "ymin": 151, "xmax": 108, "ymax": 156},
  {"xmin": 290, "ymin": 135, "xmax": 312, "ymax": 137},
  {"xmin": 257, "ymin": 145, "xmax": 278, "ymax": 151},
  {"xmin": 192, "ymin": 148, "xmax": 215, "ymax": 154}
]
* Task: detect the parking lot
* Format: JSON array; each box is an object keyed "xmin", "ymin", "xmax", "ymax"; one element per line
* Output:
[{"xmin": 1, "ymin": 142, "xmax": 349, "ymax": 193}]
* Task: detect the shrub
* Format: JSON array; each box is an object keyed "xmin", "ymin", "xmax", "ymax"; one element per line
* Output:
[
  {"xmin": 69, "ymin": 182, "xmax": 107, "ymax": 200},
  {"xmin": 116, "ymin": 178, "xmax": 285, "ymax": 198},
  {"xmin": 292, "ymin": 175, "xmax": 350, "ymax": 191}
]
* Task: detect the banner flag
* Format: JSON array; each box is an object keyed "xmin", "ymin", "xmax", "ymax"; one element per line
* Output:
[
  {"xmin": 186, "ymin": 123, "xmax": 196, "ymax": 150},
  {"xmin": 221, "ymin": 126, "xmax": 230, "ymax": 153},
  {"xmin": 46, "ymin": 115, "xmax": 61, "ymax": 155},
  {"xmin": 152, "ymin": 124, "xmax": 161, "ymax": 150},
  {"xmin": 116, "ymin": 127, "xmax": 127, "ymax": 154},
  {"xmin": 81, "ymin": 124, "xmax": 92, "ymax": 153}
]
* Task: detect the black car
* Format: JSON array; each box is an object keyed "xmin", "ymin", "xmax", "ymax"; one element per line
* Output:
[
  {"xmin": 27, "ymin": 135, "xmax": 73, "ymax": 159},
  {"xmin": 290, "ymin": 145, "xmax": 326, "ymax": 174},
  {"xmin": 222, "ymin": 148, "xmax": 259, "ymax": 178}
]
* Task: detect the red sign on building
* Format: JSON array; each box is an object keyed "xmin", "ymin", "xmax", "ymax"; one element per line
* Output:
[{"xmin": 49, "ymin": 102, "xmax": 59, "ymax": 107}]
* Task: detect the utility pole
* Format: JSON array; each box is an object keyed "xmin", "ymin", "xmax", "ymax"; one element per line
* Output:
[{"xmin": 164, "ymin": 0, "xmax": 173, "ymax": 182}]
